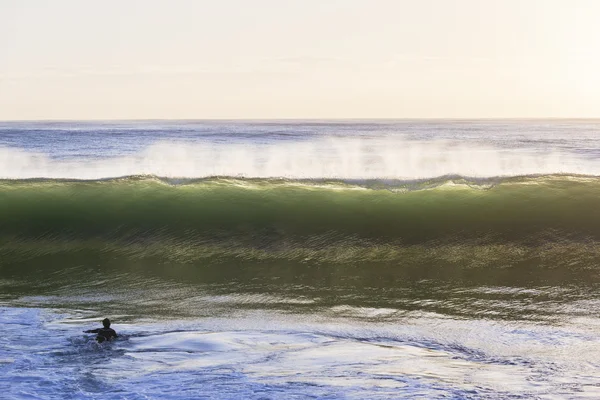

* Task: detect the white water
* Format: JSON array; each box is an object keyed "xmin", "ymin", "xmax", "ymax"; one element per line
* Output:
[{"xmin": 3, "ymin": 306, "xmax": 600, "ymax": 399}]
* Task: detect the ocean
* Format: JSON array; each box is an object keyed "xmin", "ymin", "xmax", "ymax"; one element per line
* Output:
[{"xmin": 1, "ymin": 120, "xmax": 600, "ymax": 399}]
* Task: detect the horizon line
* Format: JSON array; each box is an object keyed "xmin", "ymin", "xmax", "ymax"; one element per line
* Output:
[{"xmin": 2, "ymin": 117, "xmax": 600, "ymax": 123}]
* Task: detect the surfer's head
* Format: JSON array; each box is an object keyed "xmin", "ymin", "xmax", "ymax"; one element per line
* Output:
[{"xmin": 102, "ymin": 318, "xmax": 111, "ymax": 328}]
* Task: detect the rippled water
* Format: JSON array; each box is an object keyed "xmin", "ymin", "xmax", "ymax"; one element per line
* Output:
[{"xmin": 3, "ymin": 258, "xmax": 600, "ymax": 399}]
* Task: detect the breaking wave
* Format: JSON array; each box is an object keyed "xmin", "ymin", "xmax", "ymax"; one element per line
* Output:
[{"xmin": 2, "ymin": 175, "xmax": 600, "ymax": 267}]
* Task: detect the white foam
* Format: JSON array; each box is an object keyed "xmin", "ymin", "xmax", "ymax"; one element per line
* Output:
[{"xmin": 0, "ymin": 138, "xmax": 597, "ymax": 180}]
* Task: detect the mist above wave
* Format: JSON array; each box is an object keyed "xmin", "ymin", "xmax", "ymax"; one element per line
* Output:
[{"xmin": 0, "ymin": 138, "xmax": 596, "ymax": 180}]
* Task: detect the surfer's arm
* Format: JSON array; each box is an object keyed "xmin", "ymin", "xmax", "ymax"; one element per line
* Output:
[{"xmin": 84, "ymin": 328, "xmax": 100, "ymax": 333}]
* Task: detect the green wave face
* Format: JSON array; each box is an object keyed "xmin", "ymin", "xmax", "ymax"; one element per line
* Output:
[{"xmin": 2, "ymin": 175, "xmax": 600, "ymax": 268}]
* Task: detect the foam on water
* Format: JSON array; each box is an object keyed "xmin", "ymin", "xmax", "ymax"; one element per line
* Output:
[{"xmin": 2, "ymin": 307, "xmax": 600, "ymax": 399}]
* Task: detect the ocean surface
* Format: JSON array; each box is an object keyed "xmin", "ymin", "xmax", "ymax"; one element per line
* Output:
[{"xmin": 1, "ymin": 120, "xmax": 600, "ymax": 399}]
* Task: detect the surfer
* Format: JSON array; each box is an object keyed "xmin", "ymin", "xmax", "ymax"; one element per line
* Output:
[{"xmin": 84, "ymin": 318, "xmax": 118, "ymax": 343}]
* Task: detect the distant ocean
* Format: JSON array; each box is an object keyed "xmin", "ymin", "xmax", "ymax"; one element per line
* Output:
[{"xmin": 1, "ymin": 120, "xmax": 600, "ymax": 399}]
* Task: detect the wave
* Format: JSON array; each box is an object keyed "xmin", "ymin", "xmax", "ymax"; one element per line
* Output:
[{"xmin": 2, "ymin": 175, "xmax": 600, "ymax": 267}]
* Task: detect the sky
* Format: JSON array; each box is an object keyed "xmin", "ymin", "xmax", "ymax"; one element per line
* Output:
[{"xmin": 0, "ymin": 0, "xmax": 599, "ymax": 120}]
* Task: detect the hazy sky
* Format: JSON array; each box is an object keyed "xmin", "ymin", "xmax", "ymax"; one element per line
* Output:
[{"xmin": 0, "ymin": 0, "xmax": 598, "ymax": 119}]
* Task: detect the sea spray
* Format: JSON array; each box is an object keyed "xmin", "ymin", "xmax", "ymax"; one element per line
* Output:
[{"xmin": 0, "ymin": 137, "xmax": 595, "ymax": 179}]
